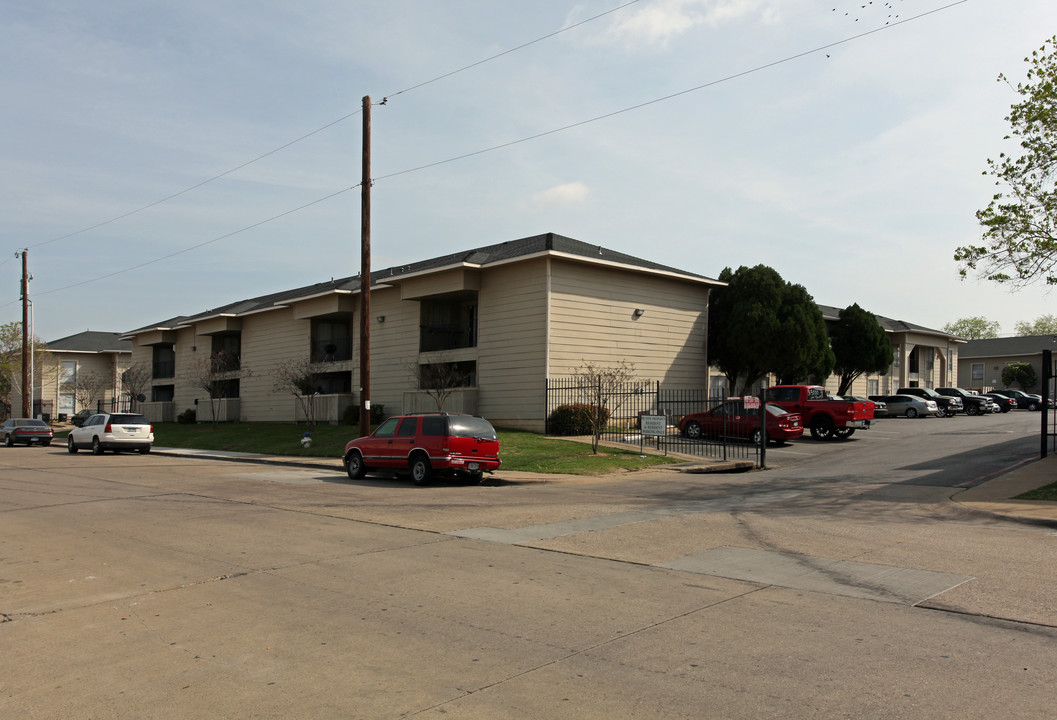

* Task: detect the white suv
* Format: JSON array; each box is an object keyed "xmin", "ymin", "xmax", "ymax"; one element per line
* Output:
[{"xmin": 68, "ymin": 413, "xmax": 154, "ymax": 455}]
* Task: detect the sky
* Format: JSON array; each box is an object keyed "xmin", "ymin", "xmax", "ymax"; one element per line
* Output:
[{"xmin": 2, "ymin": 0, "xmax": 1056, "ymax": 342}]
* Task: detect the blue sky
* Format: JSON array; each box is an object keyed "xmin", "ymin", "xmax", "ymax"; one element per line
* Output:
[{"xmin": 2, "ymin": 0, "xmax": 1055, "ymax": 342}]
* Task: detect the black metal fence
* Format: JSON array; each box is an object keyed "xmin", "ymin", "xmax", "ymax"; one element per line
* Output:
[{"xmin": 545, "ymin": 377, "xmax": 761, "ymax": 464}]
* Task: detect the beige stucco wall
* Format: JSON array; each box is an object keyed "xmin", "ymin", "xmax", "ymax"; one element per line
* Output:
[{"xmin": 37, "ymin": 351, "xmax": 129, "ymax": 416}]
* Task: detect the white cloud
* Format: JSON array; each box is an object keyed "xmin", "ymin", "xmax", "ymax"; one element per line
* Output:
[
  {"xmin": 594, "ymin": 0, "xmax": 781, "ymax": 49},
  {"xmin": 531, "ymin": 182, "xmax": 591, "ymax": 207}
]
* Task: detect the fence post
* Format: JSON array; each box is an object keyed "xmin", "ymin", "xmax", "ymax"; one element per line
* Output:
[{"xmin": 1043, "ymin": 349, "xmax": 1051, "ymax": 459}]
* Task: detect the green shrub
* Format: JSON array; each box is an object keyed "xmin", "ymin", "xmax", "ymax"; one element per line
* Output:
[
  {"xmin": 342, "ymin": 403, "xmax": 385, "ymax": 426},
  {"xmin": 547, "ymin": 404, "xmax": 609, "ymax": 435},
  {"xmin": 177, "ymin": 408, "xmax": 197, "ymax": 424}
]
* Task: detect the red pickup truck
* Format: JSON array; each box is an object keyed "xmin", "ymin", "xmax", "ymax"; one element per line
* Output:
[{"xmin": 763, "ymin": 385, "xmax": 874, "ymax": 440}]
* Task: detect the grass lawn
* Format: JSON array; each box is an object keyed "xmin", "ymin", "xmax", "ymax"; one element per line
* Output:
[
  {"xmin": 86, "ymin": 422, "xmax": 679, "ymax": 475},
  {"xmin": 1016, "ymin": 482, "xmax": 1057, "ymax": 502}
]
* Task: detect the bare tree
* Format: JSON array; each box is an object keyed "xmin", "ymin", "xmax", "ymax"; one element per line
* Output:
[
  {"xmin": 408, "ymin": 358, "xmax": 471, "ymax": 411},
  {"xmin": 184, "ymin": 351, "xmax": 251, "ymax": 425},
  {"xmin": 71, "ymin": 371, "xmax": 112, "ymax": 414},
  {"xmin": 571, "ymin": 360, "xmax": 638, "ymax": 453},
  {"xmin": 271, "ymin": 358, "xmax": 331, "ymax": 427},
  {"xmin": 121, "ymin": 362, "xmax": 151, "ymax": 411},
  {"xmin": 0, "ymin": 321, "xmax": 52, "ymax": 417}
]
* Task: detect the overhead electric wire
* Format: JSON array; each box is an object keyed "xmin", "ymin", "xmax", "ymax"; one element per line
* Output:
[
  {"xmin": 376, "ymin": 0, "xmax": 971, "ymax": 181},
  {"xmin": 8, "ymin": 0, "xmax": 969, "ymax": 303},
  {"xmin": 19, "ymin": 0, "xmax": 643, "ymax": 254}
]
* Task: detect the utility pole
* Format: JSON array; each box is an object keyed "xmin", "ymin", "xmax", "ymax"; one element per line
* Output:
[
  {"xmin": 359, "ymin": 95, "xmax": 372, "ymax": 437},
  {"xmin": 20, "ymin": 250, "xmax": 30, "ymax": 417}
]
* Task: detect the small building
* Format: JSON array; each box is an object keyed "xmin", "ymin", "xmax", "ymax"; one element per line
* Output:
[
  {"xmin": 37, "ymin": 331, "xmax": 132, "ymax": 420},
  {"xmin": 958, "ymin": 335, "xmax": 1057, "ymax": 394}
]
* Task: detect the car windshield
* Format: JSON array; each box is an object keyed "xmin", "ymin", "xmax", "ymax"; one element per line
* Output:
[
  {"xmin": 448, "ymin": 416, "xmax": 497, "ymax": 440},
  {"xmin": 765, "ymin": 405, "xmax": 789, "ymax": 417},
  {"xmin": 110, "ymin": 414, "xmax": 149, "ymax": 425}
]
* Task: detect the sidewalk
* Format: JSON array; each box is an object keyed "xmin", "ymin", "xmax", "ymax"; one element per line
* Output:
[
  {"xmin": 150, "ymin": 447, "xmax": 1057, "ymax": 526},
  {"xmin": 951, "ymin": 454, "xmax": 1057, "ymax": 527}
]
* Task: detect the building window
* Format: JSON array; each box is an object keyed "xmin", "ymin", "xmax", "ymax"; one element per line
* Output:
[
  {"xmin": 60, "ymin": 360, "xmax": 77, "ymax": 385},
  {"xmin": 314, "ymin": 371, "xmax": 351, "ymax": 394},
  {"xmin": 153, "ymin": 344, "xmax": 175, "ymax": 379},
  {"xmin": 971, "ymin": 363, "xmax": 984, "ymax": 384},
  {"xmin": 152, "ymin": 385, "xmax": 175, "ymax": 402},
  {"xmin": 311, "ymin": 318, "xmax": 352, "ymax": 363},
  {"xmin": 709, "ymin": 376, "xmax": 728, "ymax": 401},
  {"xmin": 908, "ymin": 347, "xmax": 919, "ymax": 374},
  {"xmin": 417, "ymin": 361, "xmax": 477, "ymax": 389},
  {"xmin": 420, "ymin": 292, "xmax": 477, "ymax": 352},
  {"xmin": 211, "ymin": 333, "xmax": 241, "ymax": 371},
  {"xmin": 868, "ymin": 379, "xmax": 879, "ymax": 396}
]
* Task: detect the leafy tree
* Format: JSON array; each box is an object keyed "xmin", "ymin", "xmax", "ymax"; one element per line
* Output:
[
  {"xmin": 1014, "ymin": 313, "xmax": 1057, "ymax": 336},
  {"xmin": 707, "ymin": 265, "xmax": 832, "ymax": 393},
  {"xmin": 0, "ymin": 321, "xmax": 51, "ymax": 417},
  {"xmin": 831, "ymin": 304, "xmax": 892, "ymax": 395},
  {"xmin": 942, "ymin": 316, "xmax": 1001, "ymax": 340},
  {"xmin": 955, "ymin": 36, "xmax": 1057, "ymax": 286},
  {"xmin": 1002, "ymin": 361, "xmax": 1038, "ymax": 390}
]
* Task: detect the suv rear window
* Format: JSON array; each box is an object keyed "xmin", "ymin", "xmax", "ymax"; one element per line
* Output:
[
  {"xmin": 110, "ymin": 414, "xmax": 150, "ymax": 425},
  {"xmin": 449, "ymin": 416, "xmax": 497, "ymax": 440}
]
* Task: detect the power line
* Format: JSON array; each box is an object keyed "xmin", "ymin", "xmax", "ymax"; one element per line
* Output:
[
  {"xmin": 381, "ymin": 0, "xmax": 644, "ymax": 102},
  {"xmin": 376, "ymin": 1, "xmax": 971, "ymax": 182},
  {"xmin": 17, "ymin": 1, "xmax": 643, "ymax": 254},
  {"xmin": 6, "ymin": 0, "xmax": 969, "ymax": 303}
]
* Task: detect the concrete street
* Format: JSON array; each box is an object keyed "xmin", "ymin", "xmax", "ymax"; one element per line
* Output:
[{"xmin": 2, "ymin": 411, "xmax": 1055, "ymax": 718}]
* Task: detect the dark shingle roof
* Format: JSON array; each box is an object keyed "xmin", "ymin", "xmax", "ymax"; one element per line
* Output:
[
  {"xmin": 125, "ymin": 233, "xmax": 719, "ymax": 335},
  {"xmin": 47, "ymin": 331, "xmax": 131, "ymax": 353},
  {"xmin": 816, "ymin": 304, "xmax": 954, "ymax": 339},
  {"xmin": 961, "ymin": 335, "xmax": 1057, "ymax": 358}
]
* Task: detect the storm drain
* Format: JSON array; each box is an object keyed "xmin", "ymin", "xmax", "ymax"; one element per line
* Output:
[{"xmin": 658, "ymin": 546, "xmax": 974, "ymax": 605}]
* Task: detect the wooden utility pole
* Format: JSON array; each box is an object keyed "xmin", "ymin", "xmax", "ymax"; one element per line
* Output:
[
  {"xmin": 20, "ymin": 250, "xmax": 30, "ymax": 417},
  {"xmin": 359, "ymin": 95, "xmax": 372, "ymax": 437}
]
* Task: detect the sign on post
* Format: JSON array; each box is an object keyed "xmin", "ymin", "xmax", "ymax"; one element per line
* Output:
[
  {"xmin": 640, "ymin": 414, "xmax": 667, "ymax": 437},
  {"xmin": 743, "ymin": 396, "xmax": 761, "ymax": 410}
]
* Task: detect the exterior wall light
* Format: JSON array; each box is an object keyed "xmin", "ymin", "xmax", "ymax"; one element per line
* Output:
[
  {"xmin": 632, "ymin": 308, "xmax": 645, "ymax": 319},
  {"xmin": 376, "ymin": 316, "xmax": 386, "ymax": 323}
]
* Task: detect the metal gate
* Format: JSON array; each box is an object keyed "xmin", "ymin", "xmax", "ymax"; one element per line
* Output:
[{"xmin": 545, "ymin": 378, "xmax": 762, "ymax": 465}]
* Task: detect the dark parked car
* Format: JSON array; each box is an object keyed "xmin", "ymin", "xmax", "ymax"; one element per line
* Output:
[
  {"xmin": 70, "ymin": 409, "xmax": 97, "ymax": 427},
  {"xmin": 1, "ymin": 418, "xmax": 53, "ymax": 446},
  {"xmin": 343, "ymin": 412, "xmax": 501, "ymax": 485},
  {"xmin": 896, "ymin": 387, "xmax": 962, "ymax": 417},
  {"xmin": 989, "ymin": 389, "xmax": 1044, "ymax": 410},
  {"xmin": 983, "ymin": 392, "xmax": 1015, "ymax": 413},
  {"xmin": 678, "ymin": 399, "xmax": 804, "ymax": 445},
  {"xmin": 935, "ymin": 387, "xmax": 995, "ymax": 416}
]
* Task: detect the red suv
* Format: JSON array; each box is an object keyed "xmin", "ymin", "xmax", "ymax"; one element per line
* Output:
[{"xmin": 343, "ymin": 412, "xmax": 501, "ymax": 485}]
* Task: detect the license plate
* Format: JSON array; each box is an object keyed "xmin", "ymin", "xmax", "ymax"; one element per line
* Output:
[
  {"xmin": 123, "ymin": 427, "xmax": 139, "ymax": 433},
  {"xmin": 468, "ymin": 463, "xmax": 479, "ymax": 471}
]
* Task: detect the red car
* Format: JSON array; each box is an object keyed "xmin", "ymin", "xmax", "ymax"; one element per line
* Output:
[
  {"xmin": 678, "ymin": 399, "xmax": 803, "ymax": 445},
  {"xmin": 343, "ymin": 412, "xmax": 501, "ymax": 485}
]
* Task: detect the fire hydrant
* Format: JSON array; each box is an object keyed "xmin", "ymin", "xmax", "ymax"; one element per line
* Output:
[{"xmin": 300, "ymin": 432, "xmax": 312, "ymax": 449}]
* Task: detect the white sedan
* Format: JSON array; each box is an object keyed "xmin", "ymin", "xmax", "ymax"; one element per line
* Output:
[{"xmin": 67, "ymin": 412, "xmax": 154, "ymax": 454}]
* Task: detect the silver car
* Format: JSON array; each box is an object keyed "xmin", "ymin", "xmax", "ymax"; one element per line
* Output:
[
  {"xmin": 869, "ymin": 394, "xmax": 939, "ymax": 418},
  {"xmin": 67, "ymin": 412, "xmax": 154, "ymax": 454}
]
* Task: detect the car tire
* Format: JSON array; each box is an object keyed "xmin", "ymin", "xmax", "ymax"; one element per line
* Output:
[
  {"xmin": 684, "ymin": 421, "xmax": 703, "ymax": 440},
  {"xmin": 410, "ymin": 454, "xmax": 432, "ymax": 486},
  {"xmin": 138, "ymin": 446, "xmax": 151, "ymax": 454},
  {"xmin": 833, "ymin": 427, "xmax": 855, "ymax": 440},
  {"xmin": 67, "ymin": 436, "xmax": 78, "ymax": 454},
  {"xmin": 809, "ymin": 417, "xmax": 834, "ymax": 440},
  {"xmin": 41, "ymin": 440, "xmax": 51, "ymax": 447},
  {"xmin": 750, "ymin": 428, "xmax": 763, "ymax": 446},
  {"xmin": 91, "ymin": 437, "xmax": 104, "ymax": 455},
  {"xmin": 965, "ymin": 405, "xmax": 978, "ymax": 416},
  {"xmin": 1028, "ymin": 401, "xmax": 1040, "ymax": 411},
  {"xmin": 905, "ymin": 408, "xmax": 918, "ymax": 418},
  {"xmin": 4, "ymin": 435, "xmax": 12, "ymax": 447},
  {"xmin": 345, "ymin": 451, "xmax": 366, "ymax": 480}
]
